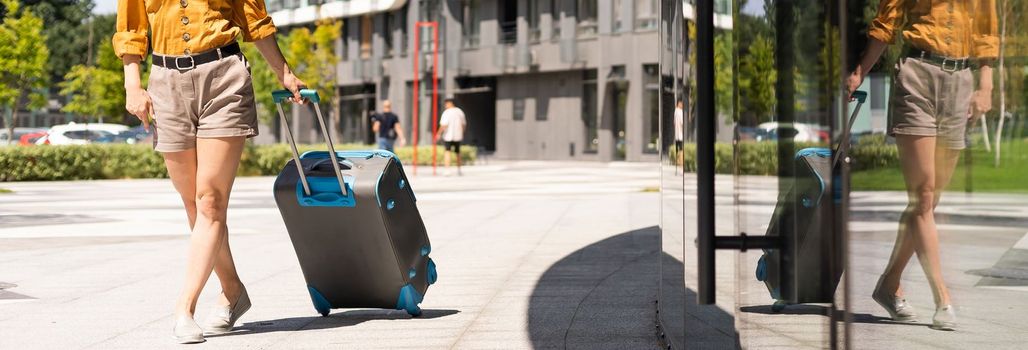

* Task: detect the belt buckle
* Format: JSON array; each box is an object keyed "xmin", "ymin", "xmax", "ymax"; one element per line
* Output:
[
  {"xmin": 941, "ymin": 58, "xmax": 960, "ymax": 72},
  {"xmin": 174, "ymin": 56, "xmax": 195, "ymax": 71}
]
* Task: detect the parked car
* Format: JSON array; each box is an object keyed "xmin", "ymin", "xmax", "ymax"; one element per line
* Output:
[
  {"xmin": 0, "ymin": 127, "xmax": 47, "ymax": 146},
  {"xmin": 95, "ymin": 126, "xmax": 153, "ymax": 145},
  {"xmin": 36, "ymin": 123, "xmax": 130, "ymax": 145},
  {"xmin": 18, "ymin": 131, "xmax": 48, "ymax": 146},
  {"xmin": 754, "ymin": 122, "xmax": 822, "ymax": 143}
]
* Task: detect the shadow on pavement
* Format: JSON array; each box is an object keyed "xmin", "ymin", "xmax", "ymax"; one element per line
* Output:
[
  {"xmin": 740, "ymin": 304, "xmax": 927, "ymax": 328},
  {"xmin": 527, "ymin": 226, "xmax": 725, "ymax": 349},
  {"xmin": 208, "ymin": 309, "xmax": 460, "ymax": 338}
]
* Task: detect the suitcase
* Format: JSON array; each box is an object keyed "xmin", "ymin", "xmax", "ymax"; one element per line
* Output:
[
  {"xmin": 271, "ymin": 89, "xmax": 437, "ymax": 317},
  {"xmin": 755, "ymin": 91, "xmax": 866, "ymax": 312}
]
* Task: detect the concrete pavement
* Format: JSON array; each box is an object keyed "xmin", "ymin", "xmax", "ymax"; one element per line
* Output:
[{"xmin": 0, "ymin": 162, "xmax": 661, "ymax": 349}]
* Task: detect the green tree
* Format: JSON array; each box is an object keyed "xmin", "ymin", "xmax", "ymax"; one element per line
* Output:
[
  {"xmin": 22, "ymin": 0, "xmax": 97, "ymax": 84},
  {"xmin": 738, "ymin": 33, "xmax": 776, "ymax": 124},
  {"xmin": 714, "ymin": 32, "xmax": 736, "ymax": 121},
  {"xmin": 59, "ymin": 40, "xmax": 126, "ymax": 123},
  {"xmin": 241, "ymin": 42, "xmax": 281, "ymax": 128},
  {"xmin": 0, "ymin": 0, "xmax": 49, "ymax": 143},
  {"xmin": 284, "ymin": 20, "xmax": 342, "ymax": 141}
]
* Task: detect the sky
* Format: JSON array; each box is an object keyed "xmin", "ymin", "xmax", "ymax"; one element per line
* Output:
[{"xmin": 93, "ymin": 0, "xmax": 116, "ymax": 15}]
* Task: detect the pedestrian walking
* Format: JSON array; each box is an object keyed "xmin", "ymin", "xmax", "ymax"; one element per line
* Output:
[
  {"xmin": 436, "ymin": 98, "xmax": 467, "ymax": 176},
  {"xmin": 371, "ymin": 100, "xmax": 406, "ymax": 152},
  {"xmin": 115, "ymin": 0, "xmax": 307, "ymax": 343},
  {"xmin": 847, "ymin": 0, "xmax": 997, "ymax": 331}
]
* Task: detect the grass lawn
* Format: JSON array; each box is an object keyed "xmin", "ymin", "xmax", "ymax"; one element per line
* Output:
[{"xmin": 852, "ymin": 142, "xmax": 1028, "ymax": 193}]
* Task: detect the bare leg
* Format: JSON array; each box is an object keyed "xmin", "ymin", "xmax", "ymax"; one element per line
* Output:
[
  {"xmin": 879, "ymin": 135, "xmax": 953, "ymax": 307},
  {"xmin": 878, "ymin": 140, "xmax": 962, "ymax": 299},
  {"xmin": 455, "ymin": 148, "xmax": 462, "ymax": 175},
  {"xmin": 443, "ymin": 148, "xmax": 452, "ymax": 169},
  {"xmin": 171, "ymin": 137, "xmax": 246, "ymax": 317},
  {"xmin": 165, "ymin": 149, "xmax": 243, "ymax": 309}
]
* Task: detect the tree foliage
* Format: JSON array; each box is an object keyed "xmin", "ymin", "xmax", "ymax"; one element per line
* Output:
[
  {"xmin": 59, "ymin": 40, "xmax": 127, "ymax": 123},
  {"xmin": 22, "ymin": 0, "xmax": 98, "ymax": 84},
  {"xmin": 738, "ymin": 33, "xmax": 777, "ymax": 124},
  {"xmin": 241, "ymin": 42, "xmax": 280, "ymax": 127},
  {"xmin": 0, "ymin": 0, "xmax": 49, "ymax": 142}
]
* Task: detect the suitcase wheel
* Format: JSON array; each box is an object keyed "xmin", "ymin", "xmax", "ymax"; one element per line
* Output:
[
  {"xmin": 307, "ymin": 285, "xmax": 332, "ymax": 317},
  {"xmin": 421, "ymin": 245, "xmax": 431, "ymax": 256},
  {"xmin": 771, "ymin": 301, "xmax": 787, "ymax": 313},
  {"xmin": 427, "ymin": 258, "xmax": 438, "ymax": 285},
  {"xmin": 386, "ymin": 199, "xmax": 396, "ymax": 210},
  {"xmin": 396, "ymin": 284, "xmax": 425, "ymax": 317}
]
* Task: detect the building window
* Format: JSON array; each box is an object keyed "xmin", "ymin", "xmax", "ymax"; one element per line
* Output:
[
  {"xmin": 643, "ymin": 64, "xmax": 660, "ymax": 154},
  {"xmin": 536, "ymin": 96, "xmax": 548, "ymax": 121},
  {"xmin": 551, "ymin": 0, "xmax": 562, "ymax": 42},
  {"xmin": 360, "ymin": 15, "xmax": 373, "ymax": 59},
  {"xmin": 499, "ymin": 0, "xmax": 517, "ymax": 44},
  {"xmin": 400, "ymin": 5, "xmax": 409, "ymax": 56},
  {"xmin": 582, "ymin": 70, "xmax": 598, "ymax": 153},
  {"xmin": 384, "ymin": 13, "xmax": 395, "ymax": 58},
  {"xmin": 576, "ymin": 0, "xmax": 597, "ymax": 38},
  {"xmin": 612, "ymin": 0, "xmax": 624, "ymax": 33},
  {"xmin": 635, "ymin": 0, "xmax": 657, "ymax": 31},
  {"xmin": 513, "ymin": 98, "xmax": 525, "ymax": 121},
  {"xmin": 462, "ymin": 0, "xmax": 480, "ymax": 48},
  {"xmin": 528, "ymin": 0, "xmax": 542, "ymax": 43}
]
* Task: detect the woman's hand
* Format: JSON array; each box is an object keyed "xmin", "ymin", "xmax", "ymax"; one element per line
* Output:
[
  {"xmin": 845, "ymin": 70, "xmax": 864, "ymax": 98},
  {"xmin": 125, "ymin": 86, "xmax": 153, "ymax": 131},
  {"xmin": 969, "ymin": 88, "xmax": 993, "ymax": 119},
  {"xmin": 279, "ymin": 70, "xmax": 307, "ymax": 104}
]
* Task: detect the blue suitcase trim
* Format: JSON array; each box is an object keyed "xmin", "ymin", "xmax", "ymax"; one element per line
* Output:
[
  {"xmin": 427, "ymin": 258, "xmax": 438, "ymax": 285},
  {"xmin": 308, "ymin": 285, "xmax": 332, "ymax": 317},
  {"xmin": 396, "ymin": 284, "xmax": 424, "ymax": 316},
  {"xmin": 296, "ymin": 176, "xmax": 356, "ymax": 207}
]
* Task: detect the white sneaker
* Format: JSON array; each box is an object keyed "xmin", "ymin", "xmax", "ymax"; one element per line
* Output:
[
  {"xmin": 173, "ymin": 315, "xmax": 205, "ymax": 344},
  {"xmin": 872, "ymin": 287, "xmax": 918, "ymax": 322},
  {"xmin": 204, "ymin": 286, "xmax": 252, "ymax": 335},
  {"xmin": 930, "ymin": 305, "xmax": 956, "ymax": 331}
]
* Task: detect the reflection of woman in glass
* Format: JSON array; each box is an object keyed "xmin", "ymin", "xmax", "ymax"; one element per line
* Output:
[{"xmin": 847, "ymin": 0, "xmax": 996, "ymax": 330}]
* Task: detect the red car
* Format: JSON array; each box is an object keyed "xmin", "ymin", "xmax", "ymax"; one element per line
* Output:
[{"xmin": 19, "ymin": 131, "xmax": 48, "ymax": 146}]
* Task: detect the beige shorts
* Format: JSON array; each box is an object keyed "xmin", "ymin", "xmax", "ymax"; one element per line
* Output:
[
  {"xmin": 888, "ymin": 57, "xmax": 974, "ymax": 150},
  {"xmin": 148, "ymin": 52, "xmax": 259, "ymax": 152}
]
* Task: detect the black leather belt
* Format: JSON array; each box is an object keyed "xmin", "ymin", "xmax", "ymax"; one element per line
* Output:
[
  {"xmin": 153, "ymin": 42, "xmax": 241, "ymax": 71},
  {"xmin": 903, "ymin": 47, "xmax": 971, "ymax": 72}
]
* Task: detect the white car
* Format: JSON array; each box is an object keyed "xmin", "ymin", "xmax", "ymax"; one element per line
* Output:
[
  {"xmin": 754, "ymin": 122, "xmax": 823, "ymax": 143},
  {"xmin": 37, "ymin": 123, "xmax": 130, "ymax": 145}
]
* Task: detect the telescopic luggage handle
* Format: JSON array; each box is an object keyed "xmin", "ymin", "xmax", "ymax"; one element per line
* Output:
[
  {"xmin": 833, "ymin": 91, "xmax": 868, "ymax": 168},
  {"xmin": 272, "ymin": 88, "xmax": 348, "ymax": 197}
]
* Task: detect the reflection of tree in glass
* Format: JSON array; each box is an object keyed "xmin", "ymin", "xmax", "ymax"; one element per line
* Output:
[{"xmin": 739, "ymin": 34, "xmax": 777, "ymax": 125}]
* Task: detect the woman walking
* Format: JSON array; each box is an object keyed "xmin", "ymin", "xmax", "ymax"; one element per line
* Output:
[
  {"xmin": 114, "ymin": 0, "xmax": 306, "ymax": 343},
  {"xmin": 847, "ymin": 0, "xmax": 997, "ymax": 331}
]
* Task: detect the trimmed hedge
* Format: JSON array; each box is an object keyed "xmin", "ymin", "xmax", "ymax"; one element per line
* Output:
[
  {"xmin": 670, "ymin": 137, "xmax": 900, "ymax": 175},
  {"xmin": 1, "ymin": 143, "xmax": 475, "ymax": 181}
]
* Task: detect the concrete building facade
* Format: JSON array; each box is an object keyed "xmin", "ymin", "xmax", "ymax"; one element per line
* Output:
[{"xmin": 268, "ymin": 0, "xmax": 669, "ymax": 161}]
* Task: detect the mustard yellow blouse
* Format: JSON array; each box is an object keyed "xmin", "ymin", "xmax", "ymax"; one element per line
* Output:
[
  {"xmin": 113, "ymin": 0, "xmax": 277, "ymax": 58},
  {"xmin": 868, "ymin": 0, "xmax": 998, "ymax": 59}
]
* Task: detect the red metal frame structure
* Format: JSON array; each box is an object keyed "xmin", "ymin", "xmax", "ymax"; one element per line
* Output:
[{"xmin": 412, "ymin": 21, "xmax": 440, "ymax": 175}]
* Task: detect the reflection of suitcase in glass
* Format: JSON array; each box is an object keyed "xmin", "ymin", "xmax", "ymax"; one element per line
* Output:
[
  {"xmin": 270, "ymin": 89, "xmax": 437, "ymax": 317},
  {"xmin": 754, "ymin": 92, "xmax": 866, "ymax": 312}
]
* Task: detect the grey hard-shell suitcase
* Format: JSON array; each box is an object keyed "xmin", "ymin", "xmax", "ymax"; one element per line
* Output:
[
  {"xmin": 271, "ymin": 89, "xmax": 437, "ymax": 317},
  {"xmin": 755, "ymin": 91, "xmax": 866, "ymax": 312}
]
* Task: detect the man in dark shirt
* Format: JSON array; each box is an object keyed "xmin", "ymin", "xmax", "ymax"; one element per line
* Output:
[{"xmin": 371, "ymin": 100, "xmax": 405, "ymax": 151}]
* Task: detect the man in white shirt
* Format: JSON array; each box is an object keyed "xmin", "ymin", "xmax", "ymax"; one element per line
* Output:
[
  {"xmin": 436, "ymin": 98, "xmax": 467, "ymax": 175},
  {"xmin": 673, "ymin": 100, "xmax": 685, "ymax": 168}
]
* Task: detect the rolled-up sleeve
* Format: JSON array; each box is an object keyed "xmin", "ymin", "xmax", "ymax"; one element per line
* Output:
[
  {"xmin": 112, "ymin": 0, "xmax": 149, "ymax": 58},
  {"xmin": 867, "ymin": 0, "xmax": 906, "ymax": 44},
  {"xmin": 973, "ymin": 0, "xmax": 999, "ymax": 59},
  {"xmin": 234, "ymin": 0, "xmax": 277, "ymax": 42}
]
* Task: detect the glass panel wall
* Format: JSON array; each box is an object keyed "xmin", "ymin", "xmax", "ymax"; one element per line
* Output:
[{"xmin": 845, "ymin": 0, "xmax": 1028, "ymax": 347}]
